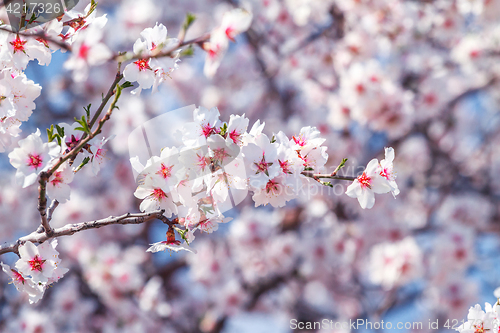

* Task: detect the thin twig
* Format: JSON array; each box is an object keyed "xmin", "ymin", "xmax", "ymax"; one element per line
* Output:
[
  {"xmin": 113, "ymin": 34, "xmax": 210, "ymax": 63},
  {"xmin": 301, "ymin": 171, "xmax": 356, "ymax": 181},
  {"xmin": 0, "ymin": 210, "xmax": 167, "ymax": 256},
  {"xmin": 37, "ymin": 73, "xmax": 124, "ymax": 237},
  {"xmin": 88, "ymin": 72, "xmax": 123, "ymax": 129},
  {"xmin": 47, "ymin": 199, "xmax": 59, "ymax": 223}
]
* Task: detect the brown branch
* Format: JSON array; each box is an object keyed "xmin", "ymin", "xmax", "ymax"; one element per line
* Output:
[
  {"xmin": 37, "ymin": 175, "xmax": 52, "ymax": 236},
  {"xmin": 301, "ymin": 170, "xmax": 356, "ymax": 181},
  {"xmin": 47, "ymin": 199, "xmax": 59, "ymax": 223},
  {"xmin": 88, "ymin": 72, "xmax": 123, "ymax": 129},
  {"xmin": 0, "ymin": 210, "xmax": 167, "ymax": 256},
  {"xmin": 36, "ymin": 72, "xmax": 124, "ymax": 237},
  {"xmin": 113, "ymin": 34, "xmax": 210, "ymax": 63}
]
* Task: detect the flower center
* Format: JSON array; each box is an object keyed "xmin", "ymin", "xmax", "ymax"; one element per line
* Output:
[
  {"xmin": 10, "ymin": 36, "xmax": 27, "ymax": 53},
  {"xmin": 279, "ymin": 159, "xmax": 292, "ymax": 174},
  {"xmin": 229, "ymin": 130, "xmax": 240, "ymax": 144},
  {"xmin": 95, "ymin": 148, "xmax": 105, "ymax": 161},
  {"xmin": 358, "ymin": 172, "xmax": 371, "ymax": 188},
  {"xmin": 50, "ymin": 171, "xmax": 64, "ymax": 186},
  {"xmin": 212, "ymin": 148, "xmax": 230, "ymax": 163},
  {"xmin": 292, "ymin": 135, "xmax": 306, "ymax": 147},
  {"xmin": 28, "ymin": 255, "xmax": 45, "ymax": 272},
  {"xmin": 151, "ymin": 188, "xmax": 167, "ymax": 201},
  {"xmin": 65, "ymin": 134, "xmax": 81, "ymax": 151},
  {"xmin": 197, "ymin": 154, "xmax": 209, "ymax": 171},
  {"xmin": 27, "ymin": 153, "xmax": 43, "ymax": 169},
  {"xmin": 265, "ymin": 179, "xmax": 279, "ymax": 194},
  {"xmin": 156, "ymin": 163, "xmax": 174, "ymax": 180},
  {"xmin": 254, "ymin": 155, "xmax": 273, "ymax": 176},
  {"xmin": 134, "ymin": 59, "xmax": 151, "ymax": 71},
  {"xmin": 202, "ymin": 124, "xmax": 214, "ymax": 138},
  {"xmin": 78, "ymin": 43, "xmax": 90, "ymax": 59},
  {"xmin": 12, "ymin": 269, "xmax": 25, "ymax": 284},
  {"xmin": 380, "ymin": 167, "xmax": 395, "ymax": 181}
]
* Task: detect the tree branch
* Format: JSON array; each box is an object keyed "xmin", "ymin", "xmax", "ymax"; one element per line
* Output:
[
  {"xmin": 113, "ymin": 34, "xmax": 210, "ymax": 63},
  {"xmin": 47, "ymin": 199, "xmax": 59, "ymax": 223},
  {"xmin": 301, "ymin": 170, "xmax": 356, "ymax": 181},
  {"xmin": 0, "ymin": 210, "xmax": 167, "ymax": 256},
  {"xmin": 36, "ymin": 72, "xmax": 124, "ymax": 237}
]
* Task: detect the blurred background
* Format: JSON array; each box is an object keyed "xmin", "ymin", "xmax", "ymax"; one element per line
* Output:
[{"xmin": 1, "ymin": 0, "xmax": 500, "ymax": 332}]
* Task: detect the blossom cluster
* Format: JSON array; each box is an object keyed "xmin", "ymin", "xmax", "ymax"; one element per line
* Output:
[
  {"xmin": 456, "ymin": 291, "xmax": 500, "ymax": 333},
  {"xmin": 1, "ymin": 240, "xmax": 67, "ymax": 304},
  {"xmin": 131, "ymin": 106, "xmax": 398, "ymax": 253},
  {"xmin": 0, "ymin": 3, "xmax": 111, "ymax": 150},
  {"xmin": 123, "ymin": 23, "xmax": 181, "ymax": 95},
  {"xmin": 8, "ymin": 123, "xmax": 112, "ymax": 202}
]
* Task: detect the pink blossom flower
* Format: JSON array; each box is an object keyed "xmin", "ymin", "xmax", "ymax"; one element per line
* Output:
[
  {"xmin": 1, "ymin": 262, "xmax": 44, "ymax": 304},
  {"xmin": 345, "ymin": 158, "xmax": 392, "ymax": 209},
  {"xmin": 63, "ymin": 17, "xmax": 112, "ymax": 82},
  {"xmin": 146, "ymin": 227, "xmax": 195, "ymax": 254},
  {"xmin": 46, "ymin": 161, "xmax": 75, "ymax": 203},
  {"xmin": 379, "ymin": 147, "xmax": 399, "ymax": 197},
  {"xmin": 8, "ymin": 129, "xmax": 59, "ymax": 188},
  {"xmin": 15, "ymin": 240, "xmax": 64, "ymax": 284}
]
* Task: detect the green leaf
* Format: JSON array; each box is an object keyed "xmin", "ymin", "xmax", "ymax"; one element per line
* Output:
[
  {"xmin": 120, "ymin": 81, "xmax": 133, "ymax": 89},
  {"xmin": 179, "ymin": 45, "xmax": 194, "ymax": 58},
  {"xmin": 87, "ymin": 0, "xmax": 98, "ymax": 16},
  {"xmin": 173, "ymin": 227, "xmax": 191, "ymax": 245},
  {"xmin": 27, "ymin": 13, "xmax": 37, "ymax": 25},
  {"xmin": 183, "ymin": 13, "xmax": 196, "ymax": 31},
  {"xmin": 270, "ymin": 135, "xmax": 276, "ymax": 143},
  {"xmin": 55, "ymin": 124, "xmax": 64, "ymax": 137},
  {"xmin": 73, "ymin": 156, "xmax": 90, "ymax": 173},
  {"xmin": 219, "ymin": 123, "xmax": 228, "ymax": 136},
  {"xmin": 320, "ymin": 181, "xmax": 333, "ymax": 187},
  {"xmin": 337, "ymin": 158, "xmax": 348, "ymax": 170},
  {"xmin": 304, "ymin": 167, "xmax": 314, "ymax": 171},
  {"xmin": 83, "ymin": 104, "xmax": 91, "ymax": 119},
  {"xmin": 46, "ymin": 125, "xmax": 55, "ymax": 142}
]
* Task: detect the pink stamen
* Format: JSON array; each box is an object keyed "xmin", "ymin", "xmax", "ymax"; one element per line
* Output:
[
  {"xmin": 50, "ymin": 171, "xmax": 64, "ymax": 186},
  {"xmin": 10, "ymin": 36, "xmax": 27, "ymax": 53},
  {"xmin": 229, "ymin": 130, "xmax": 240, "ymax": 144},
  {"xmin": 254, "ymin": 155, "xmax": 272, "ymax": 175},
  {"xmin": 358, "ymin": 172, "xmax": 371, "ymax": 188},
  {"xmin": 27, "ymin": 154, "xmax": 43, "ymax": 169},
  {"xmin": 12, "ymin": 270, "xmax": 26, "ymax": 284},
  {"xmin": 134, "ymin": 59, "xmax": 151, "ymax": 71},
  {"xmin": 279, "ymin": 159, "xmax": 292, "ymax": 174},
  {"xmin": 212, "ymin": 148, "xmax": 230, "ymax": 162},
  {"xmin": 202, "ymin": 124, "xmax": 214, "ymax": 138},
  {"xmin": 156, "ymin": 163, "xmax": 174, "ymax": 179},
  {"xmin": 78, "ymin": 43, "xmax": 90, "ymax": 59},
  {"xmin": 151, "ymin": 188, "xmax": 167, "ymax": 201},
  {"xmin": 265, "ymin": 179, "xmax": 279, "ymax": 194},
  {"xmin": 28, "ymin": 255, "xmax": 45, "ymax": 272},
  {"xmin": 292, "ymin": 135, "xmax": 306, "ymax": 147}
]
